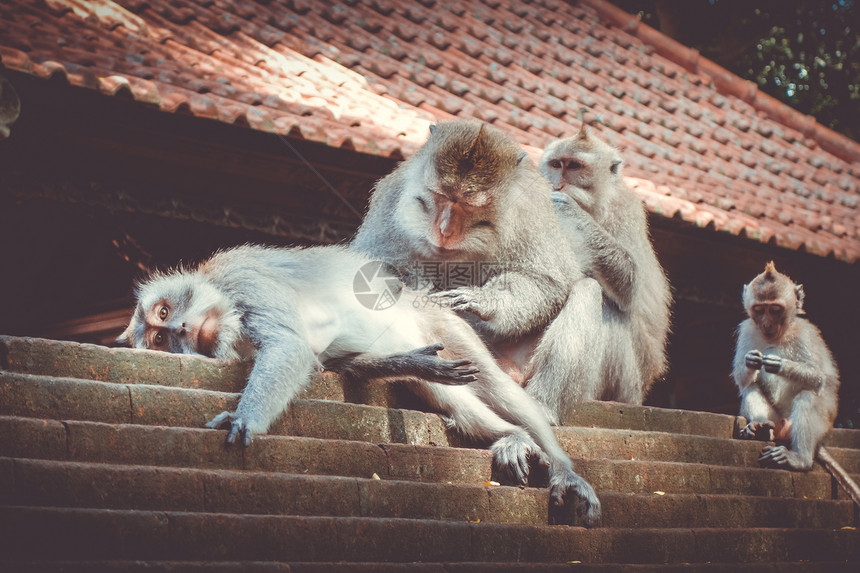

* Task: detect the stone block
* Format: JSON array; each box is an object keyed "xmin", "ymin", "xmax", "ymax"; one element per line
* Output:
[{"xmin": 0, "ymin": 372, "xmax": 130, "ymax": 423}]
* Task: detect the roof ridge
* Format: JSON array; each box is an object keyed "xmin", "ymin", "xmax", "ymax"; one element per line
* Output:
[{"xmin": 579, "ymin": 0, "xmax": 860, "ymax": 164}]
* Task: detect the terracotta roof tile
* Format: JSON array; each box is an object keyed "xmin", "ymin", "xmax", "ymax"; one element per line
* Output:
[{"xmin": 2, "ymin": 0, "xmax": 858, "ymax": 262}]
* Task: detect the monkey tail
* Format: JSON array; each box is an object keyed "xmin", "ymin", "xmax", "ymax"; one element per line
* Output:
[{"xmin": 816, "ymin": 446, "xmax": 860, "ymax": 509}]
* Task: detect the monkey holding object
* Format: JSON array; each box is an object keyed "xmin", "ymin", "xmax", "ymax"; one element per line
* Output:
[
  {"xmin": 540, "ymin": 126, "xmax": 672, "ymax": 406},
  {"xmin": 119, "ymin": 244, "xmax": 601, "ymax": 526},
  {"xmin": 732, "ymin": 262, "xmax": 839, "ymax": 471}
]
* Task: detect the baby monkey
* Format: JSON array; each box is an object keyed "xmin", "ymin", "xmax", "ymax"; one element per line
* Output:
[
  {"xmin": 732, "ymin": 262, "xmax": 840, "ymax": 471},
  {"xmin": 119, "ymin": 244, "xmax": 601, "ymax": 526}
]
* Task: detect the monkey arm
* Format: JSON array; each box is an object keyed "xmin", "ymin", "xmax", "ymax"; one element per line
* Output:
[
  {"xmin": 324, "ymin": 343, "xmax": 479, "ymax": 385},
  {"xmin": 207, "ymin": 332, "xmax": 317, "ymax": 445},
  {"xmin": 437, "ymin": 270, "xmax": 569, "ymax": 338},
  {"xmin": 553, "ymin": 193, "xmax": 635, "ymax": 311},
  {"xmin": 585, "ymin": 227, "xmax": 636, "ymax": 311},
  {"xmin": 765, "ymin": 356, "xmax": 826, "ymax": 393}
]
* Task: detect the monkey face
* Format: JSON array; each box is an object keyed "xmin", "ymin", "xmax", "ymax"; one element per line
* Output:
[
  {"xmin": 540, "ymin": 129, "xmax": 624, "ymax": 217},
  {"xmin": 750, "ymin": 303, "xmax": 786, "ymax": 340},
  {"xmin": 742, "ymin": 262, "xmax": 804, "ymax": 342},
  {"xmin": 540, "ymin": 146, "xmax": 602, "ymax": 214},
  {"xmin": 396, "ymin": 167, "xmax": 499, "ymax": 257},
  {"xmin": 118, "ymin": 272, "xmax": 241, "ymax": 360}
]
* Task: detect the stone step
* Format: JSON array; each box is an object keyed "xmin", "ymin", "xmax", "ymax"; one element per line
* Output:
[
  {"xmin": 5, "ymin": 371, "xmax": 859, "ymax": 474},
  {"xmin": 2, "ymin": 507, "xmax": 858, "ymax": 564},
  {"xmin": 5, "ymin": 336, "xmax": 858, "ymax": 449},
  {"xmin": 826, "ymin": 428, "xmax": 860, "ymax": 450},
  {"xmin": 6, "ymin": 563, "xmax": 860, "ymax": 573},
  {"xmin": 3, "ymin": 457, "xmax": 853, "ymax": 529},
  {"xmin": 0, "ymin": 416, "xmax": 491, "ymax": 486},
  {"xmin": 0, "ymin": 416, "xmax": 845, "ymax": 500}
]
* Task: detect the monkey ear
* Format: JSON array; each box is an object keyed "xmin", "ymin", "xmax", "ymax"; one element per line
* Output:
[
  {"xmin": 429, "ymin": 124, "xmax": 437, "ymax": 135},
  {"xmin": 795, "ymin": 284, "xmax": 806, "ymax": 314},
  {"xmin": 610, "ymin": 160, "xmax": 622, "ymax": 175},
  {"xmin": 576, "ymin": 123, "xmax": 590, "ymax": 141},
  {"xmin": 741, "ymin": 284, "xmax": 749, "ymax": 306},
  {"xmin": 517, "ymin": 150, "xmax": 527, "ymax": 164}
]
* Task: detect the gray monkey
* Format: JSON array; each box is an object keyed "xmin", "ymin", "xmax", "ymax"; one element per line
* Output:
[
  {"xmin": 120, "ymin": 244, "xmax": 602, "ymax": 526},
  {"xmin": 733, "ymin": 261, "xmax": 840, "ymax": 471},
  {"xmin": 540, "ymin": 126, "xmax": 672, "ymax": 406}
]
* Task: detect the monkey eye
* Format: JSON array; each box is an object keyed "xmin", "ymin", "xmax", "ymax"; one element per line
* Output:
[
  {"xmin": 158, "ymin": 306, "xmax": 169, "ymax": 320},
  {"xmin": 473, "ymin": 220, "xmax": 493, "ymax": 228},
  {"xmin": 416, "ymin": 196, "xmax": 430, "ymax": 212},
  {"xmin": 548, "ymin": 159, "xmax": 563, "ymax": 169},
  {"xmin": 567, "ymin": 160, "xmax": 584, "ymax": 170},
  {"xmin": 153, "ymin": 331, "xmax": 165, "ymax": 346}
]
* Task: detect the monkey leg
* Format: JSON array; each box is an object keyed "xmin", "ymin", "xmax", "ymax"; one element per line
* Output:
[
  {"xmin": 598, "ymin": 319, "xmax": 643, "ymax": 404},
  {"xmin": 413, "ymin": 381, "xmax": 544, "ymax": 485},
  {"xmin": 476, "ymin": 364, "xmax": 602, "ymax": 528},
  {"xmin": 525, "ymin": 277, "xmax": 605, "ymax": 425},
  {"xmin": 760, "ymin": 391, "xmax": 830, "ymax": 471},
  {"xmin": 325, "ymin": 343, "xmax": 479, "ymax": 385},
  {"xmin": 738, "ymin": 387, "xmax": 779, "ymax": 440}
]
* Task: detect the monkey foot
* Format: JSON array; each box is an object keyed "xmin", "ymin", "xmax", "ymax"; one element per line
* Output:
[
  {"xmin": 739, "ymin": 421, "xmax": 775, "ymax": 441},
  {"xmin": 206, "ymin": 410, "xmax": 254, "ymax": 446},
  {"xmin": 759, "ymin": 445, "xmax": 813, "ymax": 471},
  {"xmin": 548, "ymin": 467, "xmax": 602, "ymax": 528},
  {"xmin": 490, "ymin": 432, "xmax": 547, "ymax": 486}
]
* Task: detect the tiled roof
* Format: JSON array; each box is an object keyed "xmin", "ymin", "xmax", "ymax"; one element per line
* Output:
[{"xmin": 1, "ymin": 0, "xmax": 858, "ymax": 262}]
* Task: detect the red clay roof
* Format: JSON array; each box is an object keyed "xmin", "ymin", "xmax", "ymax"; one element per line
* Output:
[{"xmin": 1, "ymin": 0, "xmax": 858, "ymax": 262}]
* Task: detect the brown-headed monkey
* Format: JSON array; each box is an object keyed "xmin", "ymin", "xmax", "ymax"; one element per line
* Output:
[
  {"xmin": 732, "ymin": 262, "xmax": 840, "ymax": 471},
  {"xmin": 352, "ymin": 120, "xmax": 626, "ymax": 431},
  {"xmin": 119, "ymin": 244, "xmax": 601, "ymax": 526}
]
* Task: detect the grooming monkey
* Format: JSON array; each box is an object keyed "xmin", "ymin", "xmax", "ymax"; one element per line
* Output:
[
  {"xmin": 733, "ymin": 262, "xmax": 839, "ymax": 471},
  {"xmin": 540, "ymin": 126, "xmax": 672, "ymax": 405},
  {"xmin": 119, "ymin": 244, "xmax": 601, "ymax": 526},
  {"xmin": 353, "ymin": 120, "xmax": 670, "ymax": 428},
  {"xmin": 352, "ymin": 120, "xmax": 604, "ymax": 425}
]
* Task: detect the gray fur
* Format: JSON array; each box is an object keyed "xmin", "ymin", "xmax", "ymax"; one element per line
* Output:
[
  {"xmin": 120, "ymin": 244, "xmax": 601, "ymax": 526},
  {"xmin": 326, "ymin": 342, "xmax": 479, "ymax": 385},
  {"xmin": 733, "ymin": 263, "xmax": 840, "ymax": 471},
  {"xmin": 539, "ymin": 128, "xmax": 672, "ymax": 408},
  {"xmin": 352, "ymin": 119, "xmax": 602, "ymax": 426},
  {"xmin": 352, "ymin": 120, "xmax": 579, "ymax": 340}
]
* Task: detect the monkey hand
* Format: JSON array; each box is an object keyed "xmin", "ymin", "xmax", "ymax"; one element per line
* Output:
[
  {"xmin": 744, "ymin": 350, "xmax": 764, "ymax": 370},
  {"xmin": 548, "ymin": 466, "xmax": 602, "ymax": 528},
  {"xmin": 408, "ymin": 343, "xmax": 480, "ymax": 385},
  {"xmin": 762, "ymin": 354, "xmax": 782, "ymax": 373},
  {"xmin": 490, "ymin": 432, "xmax": 547, "ymax": 486},
  {"xmin": 435, "ymin": 287, "xmax": 493, "ymax": 320},
  {"xmin": 739, "ymin": 420, "xmax": 774, "ymax": 441},
  {"xmin": 206, "ymin": 411, "xmax": 254, "ymax": 446}
]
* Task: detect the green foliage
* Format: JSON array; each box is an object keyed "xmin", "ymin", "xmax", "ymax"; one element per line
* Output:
[
  {"xmin": 739, "ymin": 1, "xmax": 859, "ymax": 140},
  {"xmin": 609, "ymin": 0, "xmax": 860, "ymax": 141}
]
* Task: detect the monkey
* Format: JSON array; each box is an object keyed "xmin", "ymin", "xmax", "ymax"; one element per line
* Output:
[
  {"xmin": 352, "ymin": 120, "xmax": 577, "ymax": 341},
  {"xmin": 732, "ymin": 262, "xmax": 840, "ymax": 471},
  {"xmin": 351, "ymin": 119, "xmax": 609, "ymax": 426},
  {"xmin": 540, "ymin": 125, "xmax": 672, "ymax": 405},
  {"xmin": 118, "ymin": 244, "xmax": 601, "ymax": 526},
  {"xmin": 351, "ymin": 120, "xmax": 669, "ymax": 428}
]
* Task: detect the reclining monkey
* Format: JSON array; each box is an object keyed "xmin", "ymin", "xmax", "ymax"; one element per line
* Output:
[{"xmin": 119, "ymin": 244, "xmax": 601, "ymax": 526}]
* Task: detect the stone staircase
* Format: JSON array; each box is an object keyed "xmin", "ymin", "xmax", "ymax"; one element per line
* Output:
[{"xmin": 0, "ymin": 335, "xmax": 858, "ymax": 571}]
